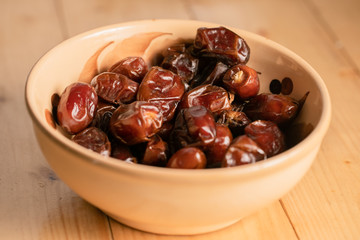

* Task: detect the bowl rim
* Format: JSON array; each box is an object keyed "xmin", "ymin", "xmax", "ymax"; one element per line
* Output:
[{"xmin": 25, "ymin": 19, "xmax": 332, "ymax": 180}]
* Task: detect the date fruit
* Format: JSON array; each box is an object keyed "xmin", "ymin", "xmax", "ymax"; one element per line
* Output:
[
  {"xmin": 72, "ymin": 127, "xmax": 111, "ymax": 156},
  {"xmin": 142, "ymin": 135, "xmax": 169, "ymax": 166},
  {"xmin": 57, "ymin": 82, "xmax": 98, "ymax": 134},
  {"xmin": 108, "ymin": 56, "xmax": 148, "ymax": 83},
  {"xmin": 137, "ymin": 66, "xmax": 185, "ymax": 121},
  {"xmin": 194, "ymin": 27, "xmax": 250, "ymax": 65},
  {"xmin": 244, "ymin": 93, "xmax": 300, "ymax": 125},
  {"xmin": 206, "ymin": 124, "xmax": 233, "ymax": 167},
  {"xmin": 245, "ymin": 120, "xmax": 285, "ymax": 157},
  {"xmin": 167, "ymin": 147, "xmax": 206, "ymax": 169},
  {"xmin": 217, "ymin": 110, "xmax": 251, "ymax": 136},
  {"xmin": 161, "ymin": 44, "xmax": 199, "ymax": 83},
  {"xmin": 180, "ymin": 84, "xmax": 232, "ymax": 114},
  {"xmin": 91, "ymin": 72, "xmax": 138, "ymax": 104},
  {"xmin": 171, "ymin": 105, "xmax": 216, "ymax": 151},
  {"xmin": 222, "ymin": 135, "xmax": 266, "ymax": 167},
  {"xmin": 223, "ymin": 64, "xmax": 259, "ymax": 100},
  {"xmin": 110, "ymin": 101, "xmax": 163, "ymax": 145}
]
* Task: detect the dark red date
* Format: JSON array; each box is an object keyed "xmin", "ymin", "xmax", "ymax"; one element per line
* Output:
[
  {"xmin": 206, "ymin": 124, "xmax": 233, "ymax": 167},
  {"xmin": 223, "ymin": 64, "xmax": 259, "ymax": 100},
  {"xmin": 244, "ymin": 93, "xmax": 300, "ymax": 125},
  {"xmin": 244, "ymin": 120, "xmax": 285, "ymax": 157},
  {"xmin": 72, "ymin": 127, "xmax": 111, "ymax": 156},
  {"xmin": 194, "ymin": 27, "xmax": 250, "ymax": 65},
  {"xmin": 180, "ymin": 84, "xmax": 233, "ymax": 114},
  {"xmin": 137, "ymin": 66, "xmax": 185, "ymax": 122},
  {"xmin": 161, "ymin": 45, "xmax": 199, "ymax": 83},
  {"xmin": 57, "ymin": 82, "xmax": 98, "ymax": 134},
  {"xmin": 222, "ymin": 135, "xmax": 266, "ymax": 167},
  {"xmin": 167, "ymin": 147, "xmax": 206, "ymax": 169},
  {"xmin": 216, "ymin": 110, "xmax": 251, "ymax": 136},
  {"xmin": 91, "ymin": 72, "xmax": 138, "ymax": 104},
  {"xmin": 171, "ymin": 106, "xmax": 217, "ymax": 151},
  {"xmin": 142, "ymin": 135, "xmax": 169, "ymax": 166},
  {"xmin": 110, "ymin": 101, "xmax": 163, "ymax": 145},
  {"xmin": 108, "ymin": 56, "xmax": 148, "ymax": 83}
]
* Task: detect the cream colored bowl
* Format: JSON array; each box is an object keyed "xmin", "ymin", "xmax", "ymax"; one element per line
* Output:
[{"xmin": 25, "ymin": 19, "xmax": 331, "ymax": 235}]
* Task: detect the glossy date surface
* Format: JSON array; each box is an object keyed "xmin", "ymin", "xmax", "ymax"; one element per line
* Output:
[
  {"xmin": 167, "ymin": 147, "xmax": 206, "ymax": 169},
  {"xmin": 222, "ymin": 135, "xmax": 266, "ymax": 167},
  {"xmin": 171, "ymin": 105, "xmax": 216, "ymax": 151},
  {"xmin": 180, "ymin": 84, "xmax": 232, "ymax": 114},
  {"xmin": 137, "ymin": 66, "xmax": 185, "ymax": 122},
  {"xmin": 244, "ymin": 93, "xmax": 300, "ymax": 125},
  {"xmin": 57, "ymin": 82, "xmax": 98, "ymax": 134},
  {"xmin": 110, "ymin": 101, "xmax": 163, "ymax": 145},
  {"xmin": 91, "ymin": 72, "xmax": 138, "ymax": 104},
  {"xmin": 108, "ymin": 56, "xmax": 148, "ymax": 83},
  {"xmin": 245, "ymin": 120, "xmax": 285, "ymax": 157},
  {"xmin": 193, "ymin": 27, "xmax": 250, "ymax": 65},
  {"xmin": 72, "ymin": 127, "xmax": 111, "ymax": 156}
]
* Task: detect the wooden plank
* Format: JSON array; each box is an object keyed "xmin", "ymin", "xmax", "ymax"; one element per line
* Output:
[
  {"xmin": 110, "ymin": 201, "xmax": 297, "ymax": 240},
  {"xmin": 0, "ymin": 0, "xmax": 112, "ymax": 239},
  {"xmin": 305, "ymin": 0, "xmax": 360, "ymax": 71},
  {"xmin": 186, "ymin": 0, "xmax": 360, "ymax": 238},
  {"xmin": 59, "ymin": 0, "xmax": 191, "ymax": 37}
]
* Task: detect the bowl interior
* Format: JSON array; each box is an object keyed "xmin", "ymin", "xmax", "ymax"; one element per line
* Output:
[{"xmin": 26, "ymin": 19, "xmax": 330, "ymax": 172}]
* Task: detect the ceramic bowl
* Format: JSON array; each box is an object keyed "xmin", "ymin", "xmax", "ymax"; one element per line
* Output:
[{"xmin": 25, "ymin": 19, "xmax": 331, "ymax": 235}]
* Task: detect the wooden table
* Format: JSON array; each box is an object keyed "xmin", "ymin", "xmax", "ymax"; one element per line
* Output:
[{"xmin": 1, "ymin": 0, "xmax": 360, "ymax": 239}]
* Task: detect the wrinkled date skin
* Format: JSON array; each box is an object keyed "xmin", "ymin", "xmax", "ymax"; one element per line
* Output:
[
  {"xmin": 223, "ymin": 64, "xmax": 259, "ymax": 100},
  {"xmin": 91, "ymin": 101, "xmax": 116, "ymax": 134},
  {"xmin": 72, "ymin": 127, "xmax": 111, "ymax": 156},
  {"xmin": 194, "ymin": 27, "xmax": 250, "ymax": 66},
  {"xmin": 245, "ymin": 120, "xmax": 285, "ymax": 157},
  {"xmin": 167, "ymin": 147, "xmax": 206, "ymax": 169},
  {"xmin": 222, "ymin": 135, "xmax": 266, "ymax": 167},
  {"xmin": 111, "ymin": 141, "xmax": 137, "ymax": 163},
  {"xmin": 161, "ymin": 44, "xmax": 199, "ymax": 83},
  {"xmin": 108, "ymin": 56, "xmax": 148, "ymax": 83},
  {"xmin": 57, "ymin": 82, "xmax": 98, "ymax": 134},
  {"xmin": 142, "ymin": 135, "xmax": 169, "ymax": 166},
  {"xmin": 217, "ymin": 110, "xmax": 251, "ymax": 136},
  {"xmin": 137, "ymin": 66, "xmax": 185, "ymax": 122},
  {"xmin": 244, "ymin": 93, "xmax": 299, "ymax": 125},
  {"xmin": 171, "ymin": 105, "xmax": 216, "ymax": 151},
  {"xmin": 180, "ymin": 84, "xmax": 233, "ymax": 114},
  {"xmin": 206, "ymin": 124, "xmax": 233, "ymax": 167},
  {"xmin": 91, "ymin": 72, "xmax": 138, "ymax": 104},
  {"xmin": 110, "ymin": 101, "xmax": 163, "ymax": 145}
]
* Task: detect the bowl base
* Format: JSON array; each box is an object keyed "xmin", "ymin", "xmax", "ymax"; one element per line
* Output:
[{"xmin": 103, "ymin": 211, "xmax": 239, "ymax": 235}]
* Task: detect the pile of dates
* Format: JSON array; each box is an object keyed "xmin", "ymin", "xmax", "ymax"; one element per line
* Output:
[{"xmin": 53, "ymin": 26, "xmax": 307, "ymax": 169}]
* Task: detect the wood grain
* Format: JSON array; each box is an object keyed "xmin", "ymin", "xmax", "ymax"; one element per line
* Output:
[
  {"xmin": 110, "ymin": 202, "xmax": 298, "ymax": 240},
  {"xmin": 0, "ymin": 0, "xmax": 111, "ymax": 239},
  {"xmin": 1, "ymin": 0, "xmax": 360, "ymax": 239}
]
